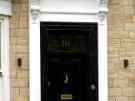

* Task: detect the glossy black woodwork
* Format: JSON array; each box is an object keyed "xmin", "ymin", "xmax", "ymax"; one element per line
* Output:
[{"xmin": 40, "ymin": 22, "xmax": 98, "ymax": 101}]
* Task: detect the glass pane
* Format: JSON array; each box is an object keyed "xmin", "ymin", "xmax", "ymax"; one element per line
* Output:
[{"xmin": 48, "ymin": 30, "xmax": 88, "ymax": 52}]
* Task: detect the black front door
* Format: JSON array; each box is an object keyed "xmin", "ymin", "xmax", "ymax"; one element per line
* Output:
[{"xmin": 41, "ymin": 22, "xmax": 98, "ymax": 101}]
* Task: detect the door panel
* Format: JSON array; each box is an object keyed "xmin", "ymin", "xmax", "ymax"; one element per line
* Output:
[
  {"xmin": 47, "ymin": 54, "xmax": 89, "ymax": 101},
  {"xmin": 41, "ymin": 22, "xmax": 98, "ymax": 101}
]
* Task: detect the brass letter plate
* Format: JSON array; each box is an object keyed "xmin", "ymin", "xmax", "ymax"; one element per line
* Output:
[{"xmin": 60, "ymin": 94, "xmax": 73, "ymax": 100}]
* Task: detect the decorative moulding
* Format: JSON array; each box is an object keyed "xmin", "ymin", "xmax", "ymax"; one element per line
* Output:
[
  {"xmin": 30, "ymin": 0, "xmax": 108, "ymax": 23},
  {"xmin": 98, "ymin": 0, "xmax": 108, "ymax": 24},
  {"xmin": 30, "ymin": 0, "xmax": 40, "ymax": 21},
  {"xmin": 31, "ymin": 5, "xmax": 40, "ymax": 21},
  {"xmin": 98, "ymin": 11, "xmax": 107, "ymax": 23}
]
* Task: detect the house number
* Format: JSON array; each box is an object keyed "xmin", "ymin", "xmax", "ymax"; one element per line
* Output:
[{"xmin": 61, "ymin": 40, "xmax": 70, "ymax": 48}]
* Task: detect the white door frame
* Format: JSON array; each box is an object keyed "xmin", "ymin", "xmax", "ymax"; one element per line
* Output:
[
  {"xmin": 0, "ymin": 1, "xmax": 11, "ymax": 101},
  {"xmin": 0, "ymin": 16, "xmax": 10, "ymax": 101},
  {"xmin": 29, "ymin": 0, "xmax": 108, "ymax": 101}
]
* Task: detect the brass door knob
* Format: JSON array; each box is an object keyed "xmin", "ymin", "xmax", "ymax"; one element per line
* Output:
[{"xmin": 90, "ymin": 84, "xmax": 96, "ymax": 90}]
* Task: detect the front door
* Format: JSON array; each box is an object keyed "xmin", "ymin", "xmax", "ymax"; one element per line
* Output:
[{"xmin": 41, "ymin": 22, "xmax": 98, "ymax": 101}]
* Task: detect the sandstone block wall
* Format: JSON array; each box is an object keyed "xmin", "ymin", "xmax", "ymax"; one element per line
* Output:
[
  {"xmin": 10, "ymin": 0, "xmax": 29, "ymax": 101},
  {"xmin": 9, "ymin": 0, "xmax": 135, "ymax": 101},
  {"xmin": 108, "ymin": 0, "xmax": 135, "ymax": 101}
]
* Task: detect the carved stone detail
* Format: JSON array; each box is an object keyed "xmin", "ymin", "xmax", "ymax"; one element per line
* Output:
[
  {"xmin": 30, "ymin": 0, "xmax": 40, "ymax": 21},
  {"xmin": 98, "ymin": 0, "xmax": 108, "ymax": 23},
  {"xmin": 31, "ymin": 8, "xmax": 40, "ymax": 21},
  {"xmin": 98, "ymin": 11, "xmax": 107, "ymax": 22}
]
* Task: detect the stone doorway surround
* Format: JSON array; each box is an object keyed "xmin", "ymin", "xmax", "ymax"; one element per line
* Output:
[{"xmin": 29, "ymin": 0, "xmax": 108, "ymax": 101}]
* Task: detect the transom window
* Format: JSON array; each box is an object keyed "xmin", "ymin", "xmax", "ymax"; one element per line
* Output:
[{"xmin": 48, "ymin": 30, "xmax": 88, "ymax": 52}]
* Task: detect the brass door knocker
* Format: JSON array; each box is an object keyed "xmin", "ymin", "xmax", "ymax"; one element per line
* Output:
[{"xmin": 64, "ymin": 73, "xmax": 69, "ymax": 84}]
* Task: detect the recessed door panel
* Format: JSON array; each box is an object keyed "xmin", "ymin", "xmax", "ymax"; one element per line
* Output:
[
  {"xmin": 47, "ymin": 54, "xmax": 89, "ymax": 101},
  {"xmin": 41, "ymin": 22, "xmax": 98, "ymax": 101}
]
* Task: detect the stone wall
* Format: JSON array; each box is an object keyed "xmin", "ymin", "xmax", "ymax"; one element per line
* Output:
[
  {"xmin": 108, "ymin": 0, "xmax": 135, "ymax": 101},
  {"xmin": 9, "ymin": 0, "xmax": 135, "ymax": 101},
  {"xmin": 9, "ymin": 0, "xmax": 29, "ymax": 101}
]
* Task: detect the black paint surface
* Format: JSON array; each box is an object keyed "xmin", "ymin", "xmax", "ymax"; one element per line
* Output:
[{"xmin": 40, "ymin": 22, "xmax": 98, "ymax": 101}]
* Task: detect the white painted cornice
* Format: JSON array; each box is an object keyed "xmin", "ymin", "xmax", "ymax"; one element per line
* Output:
[
  {"xmin": 30, "ymin": 0, "xmax": 108, "ymax": 24},
  {"xmin": 0, "ymin": 0, "xmax": 12, "ymax": 16},
  {"xmin": 98, "ymin": 0, "xmax": 108, "ymax": 24}
]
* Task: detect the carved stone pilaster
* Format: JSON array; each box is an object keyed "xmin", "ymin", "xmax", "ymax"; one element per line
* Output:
[
  {"xmin": 30, "ymin": 0, "xmax": 40, "ymax": 21},
  {"xmin": 98, "ymin": 0, "xmax": 108, "ymax": 24}
]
